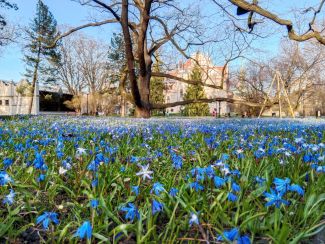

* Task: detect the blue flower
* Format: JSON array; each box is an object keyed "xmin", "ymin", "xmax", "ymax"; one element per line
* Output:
[
  {"xmin": 255, "ymin": 176, "xmax": 266, "ymax": 185},
  {"xmin": 152, "ymin": 200, "xmax": 164, "ymax": 215},
  {"xmin": 120, "ymin": 203, "xmax": 140, "ymax": 222},
  {"xmin": 238, "ymin": 235, "xmax": 251, "ymax": 244},
  {"xmin": 0, "ymin": 171, "xmax": 13, "ymax": 186},
  {"xmin": 217, "ymin": 227, "xmax": 239, "ymax": 241},
  {"xmin": 37, "ymin": 174, "xmax": 46, "ymax": 182},
  {"xmin": 189, "ymin": 212, "xmax": 199, "ymax": 226},
  {"xmin": 151, "ymin": 182, "xmax": 165, "ymax": 196},
  {"xmin": 169, "ymin": 187, "xmax": 178, "ymax": 197},
  {"xmin": 214, "ymin": 176, "xmax": 226, "ymax": 188},
  {"xmin": 131, "ymin": 186, "xmax": 140, "ymax": 196},
  {"xmin": 171, "ymin": 153, "xmax": 183, "ymax": 169},
  {"xmin": 189, "ymin": 182, "xmax": 204, "ymax": 192},
  {"xmin": 36, "ymin": 212, "xmax": 59, "ymax": 229},
  {"xmin": 289, "ymin": 184, "xmax": 304, "ymax": 196},
  {"xmin": 3, "ymin": 189, "xmax": 15, "ymax": 205},
  {"xmin": 228, "ymin": 192, "xmax": 238, "ymax": 202},
  {"xmin": 273, "ymin": 177, "xmax": 291, "ymax": 194},
  {"xmin": 91, "ymin": 178, "xmax": 98, "ymax": 187},
  {"xmin": 74, "ymin": 221, "xmax": 92, "ymax": 240},
  {"xmin": 3, "ymin": 158, "xmax": 13, "ymax": 169},
  {"xmin": 231, "ymin": 182, "xmax": 241, "ymax": 192},
  {"xmin": 90, "ymin": 199, "xmax": 99, "ymax": 209},
  {"xmin": 264, "ymin": 189, "xmax": 290, "ymax": 208}
]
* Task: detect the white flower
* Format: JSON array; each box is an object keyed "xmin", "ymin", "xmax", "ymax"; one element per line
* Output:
[
  {"xmin": 59, "ymin": 167, "xmax": 68, "ymax": 175},
  {"xmin": 76, "ymin": 147, "xmax": 87, "ymax": 157},
  {"xmin": 136, "ymin": 164, "xmax": 153, "ymax": 180}
]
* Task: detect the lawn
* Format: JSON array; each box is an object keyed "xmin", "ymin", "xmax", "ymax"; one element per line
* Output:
[{"xmin": 0, "ymin": 116, "xmax": 324, "ymax": 243}]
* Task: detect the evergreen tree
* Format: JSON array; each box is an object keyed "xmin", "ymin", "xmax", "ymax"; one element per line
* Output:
[
  {"xmin": 150, "ymin": 56, "xmax": 165, "ymax": 116},
  {"xmin": 24, "ymin": 0, "xmax": 60, "ymax": 114},
  {"xmin": 183, "ymin": 65, "xmax": 210, "ymax": 116}
]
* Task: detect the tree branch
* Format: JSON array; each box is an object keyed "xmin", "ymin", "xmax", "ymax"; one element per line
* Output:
[
  {"xmin": 150, "ymin": 97, "xmax": 275, "ymax": 109},
  {"xmin": 228, "ymin": 0, "xmax": 325, "ymax": 45},
  {"xmin": 49, "ymin": 19, "xmax": 118, "ymax": 48},
  {"xmin": 152, "ymin": 72, "xmax": 223, "ymax": 89}
]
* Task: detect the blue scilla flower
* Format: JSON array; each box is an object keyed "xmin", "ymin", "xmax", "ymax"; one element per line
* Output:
[
  {"xmin": 273, "ymin": 177, "xmax": 291, "ymax": 194},
  {"xmin": 0, "ymin": 171, "xmax": 13, "ymax": 186},
  {"xmin": 230, "ymin": 169, "xmax": 241, "ymax": 178},
  {"xmin": 189, "ymin": 212, "xmax": 199, "ymax": 226},
  {"xmin": 131, "ymin": 186, "xmax": 140, "ymax": 196},
  {"xmin": 3, "ymin": 158, "xmax": 13, "ymax": 169},
  {"xmin": 255, "ymin": 176, "xmax": 266, "ymax": 186},
  {"xmin": 221, "ymin": 153, "xmax": 230, "ymax": 162},
  {"xmin": 120, "ymin": 203, "xmax": 140, "ymax": 222},
  {"xmin": 264, "ymin": 189, "xmax": 290, "ymax": 208},
  {"xmin": 130, "ymin": 156, "xmax": 139, "ymax": 163},
  {"xmin": 91, "ymin": 178, "xmax": 98, "ymax": 188},
  {"xmin": 289, "ymin": 184, "xmax": 304, "ymax": 196},
  {"xmin": 3, "ymin": 189, "xmax": 15, "ymax": 205},
  {"xmin": 217, "ymin": 228, "xmax": 239, "ymax": 241},
  {"xmin": 189, "ymin": 182, "xmax": 204, "ymax": 192},
  {"xmin": 231, "ymin": 182, "xmax": 241, "ymax": 192},
  {"xmin": 151, "ymin": 182, "xmax": 165, "ymax": 196},
  {"xmin": 191, "ymin": 167, "xmax": 205, "ymax": 181},
  {"xmin": 152, "ymin": 200, "xmax": 164, "ymax": 215},
  {"xmin": 120, "ymin": 166, "xmax": 126, "ymax": 172},
  {"xmin": 36, "ymin": 212, "xmax": 59, "ymax": 229},
  {"xmin": 37, "ymin": 174, "xmax": 46, "ymax": 182},
  {"xmin": 169, "ymin": 187, "xmax": 178, "ymax": 197},
  {"xmin": 228, "ymin": 192, "xmax": 238, "ymax": 202},
  {"xmin": 87, "ymin": 160, "xmax": 100, "ymax": 172},
  {"xmin": 74, "ymin": 221, "xmax": 92, "ymax": 240},
  {"xmin": 33, "ymin": 152, "xmax": 48, "ymax": 171},
  {"xmin": 171, "ymin": 153, "xmax": 183, "ymax": 169},
  {"xmin": 254, "ymin": 148, "xmax": 265, "ymax": 159},
  {"xmin": 214, "ymin": 176, "xmax": 226, "ymax": 188},
  {"xmin": 90, "ymin": 199, "xmax": 99, "ymax": 209},
  {"xmin": 205, "ymin": 165, "xmax": 215, "ymax": 179}
]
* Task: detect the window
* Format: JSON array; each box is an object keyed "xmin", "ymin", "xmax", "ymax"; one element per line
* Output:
[
  {"xmin": 5, "ymin": 100, "xmax": 9, "ymax": 106},
  {"xmin": 171, "ymin": 108, "xmax": 174, "ymax": 112},
  {"xmin": 0, "ymin": 100, "xmax": 2, "ymax": 105}
]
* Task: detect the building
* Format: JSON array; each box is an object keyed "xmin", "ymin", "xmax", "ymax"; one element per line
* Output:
[
  {"xmin": 163, "ymin": 53, "xmax": 230, "ymax": 115},
  {"xmin": 0, "ymin": 79, "xmax": 73, "ymax": 115},
  {"xmin": 0, "ymin": 79, "xmax": 39, "ymax": 115}
]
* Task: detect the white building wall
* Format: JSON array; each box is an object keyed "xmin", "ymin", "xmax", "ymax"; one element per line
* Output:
[{"xmin": 0, "ymin": 80, "xmax": 39, "ymax": 115}]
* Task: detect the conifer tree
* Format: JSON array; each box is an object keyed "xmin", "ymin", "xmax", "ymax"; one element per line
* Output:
[
  {"xmin": 183, "ymin": 65, "xmax": 210, "ymax": 116},
  {"xmin": 24, "ymin": 0, "xmax": 60, "ymax": 114}
]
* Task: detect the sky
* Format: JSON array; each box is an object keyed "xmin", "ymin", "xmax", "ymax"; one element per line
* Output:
[
  {"xmin": 0, "ymin": 0, "xmax": 120, "ymax": 81},
  {"xmin": 0, "ymin": 0, "xmax": 322, "ymax": 82}
]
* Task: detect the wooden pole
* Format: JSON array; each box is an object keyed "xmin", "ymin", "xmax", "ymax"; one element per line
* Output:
[
  {"xmin": 279, "ymin": 73, "xmax": 295, "ymax": 118},
  {"xmin": 258, "ymin": 74, "xmax": 276, "ymax": 118},
  {"xmin": 277, "ymin": 73, "xmax": 282, "ymax": 118}
]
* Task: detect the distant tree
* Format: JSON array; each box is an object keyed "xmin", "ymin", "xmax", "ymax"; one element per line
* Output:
[
  {"xmin": 0, "ymin": 0, "xmax": 17, "ymax": 30},
  {"xmin": 108, "ymin": 32, "xmax": 129, "ymax": 116},
  {"xmin": 183, "ymin": 65, "xmax": 210, "ymax": 116},
  {"xmin": 0, "ymin": 0, "xmax": 17, "ymax": 49},
  {"xmin": 150, "ymin": 56, "xmax": 165, "ymax": 116},
  {"xmin": 24, "ymin": 0, "xmax": 60, "ymax": 114},
  {"xmin": 108, "ymin": 33, "xmax": 126, "ymax": 83}
]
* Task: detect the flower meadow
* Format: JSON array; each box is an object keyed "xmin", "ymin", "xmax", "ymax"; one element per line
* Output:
[{"xmin": 0, "ymin": 116, "xmax": 324, "ymax": 243}]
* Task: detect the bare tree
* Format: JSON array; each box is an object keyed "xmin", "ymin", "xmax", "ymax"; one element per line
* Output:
[
  {"xmin": 50, "ymin": 0, "xmax": 267, "ymax": 117},
  {"xmin": 56, "ymin": 31, "xmax": 87, "ymax": 95}
]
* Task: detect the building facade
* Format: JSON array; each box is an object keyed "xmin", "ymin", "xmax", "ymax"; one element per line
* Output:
[
  {"xmin": 0, "ymin": 80, "xmax": 39, "ymax": 115},
  {"xmin": 164, "ymin": 53, "xmax": 230, "ymax": 115}
]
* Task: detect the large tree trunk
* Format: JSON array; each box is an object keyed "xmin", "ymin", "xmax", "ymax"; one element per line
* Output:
[{"xmin": 135, "ymin": 106, "xmax": 150, "ymax": 118}]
